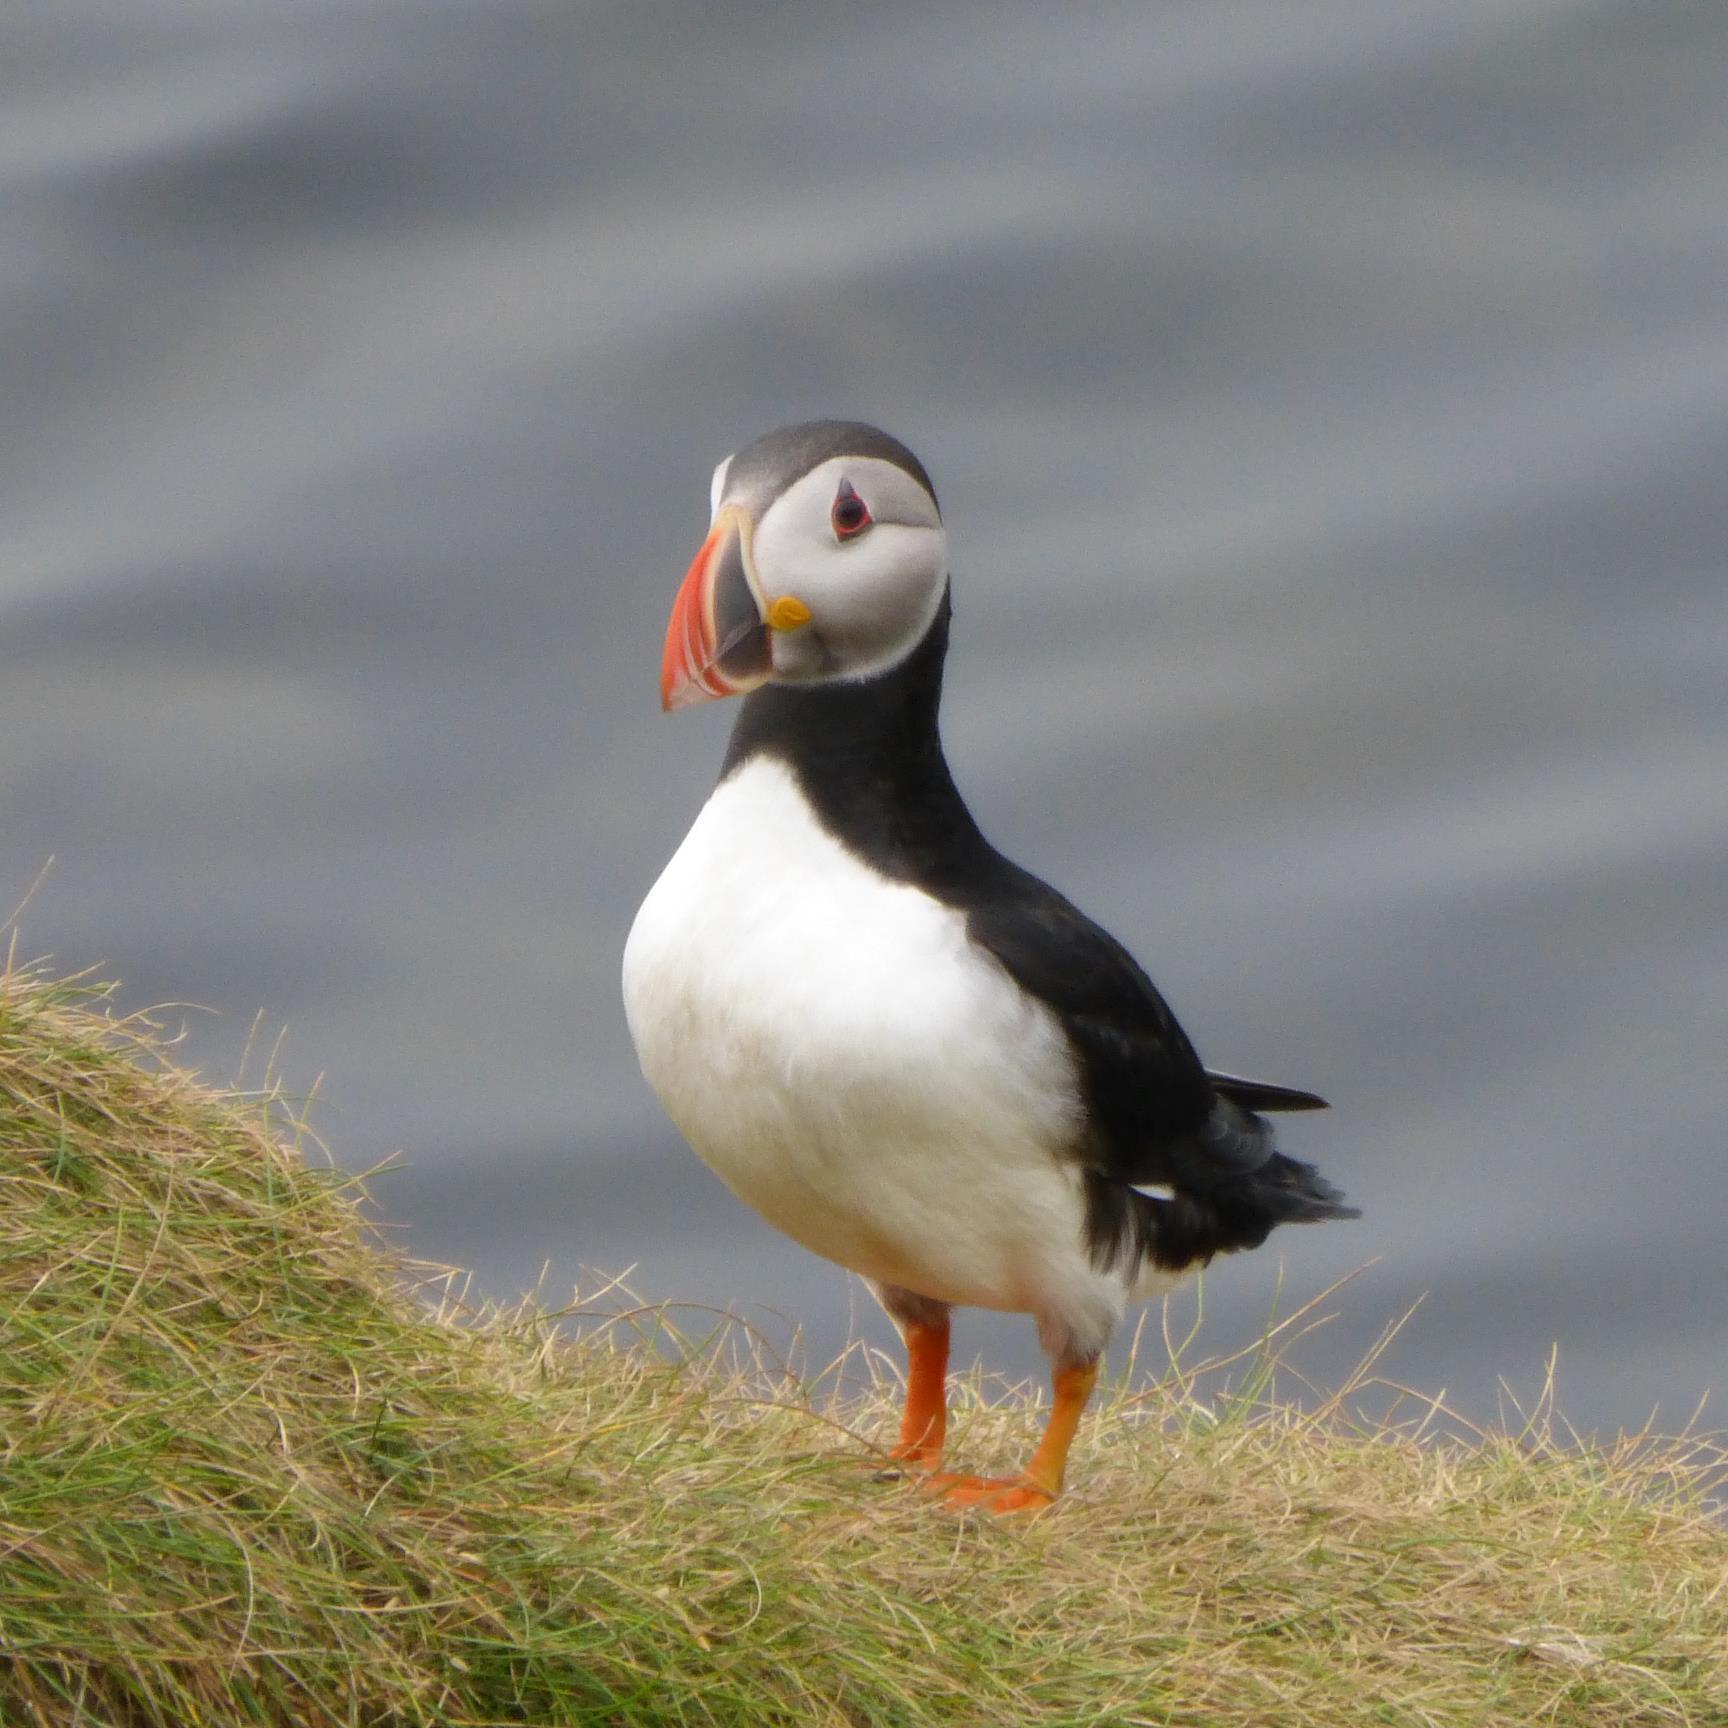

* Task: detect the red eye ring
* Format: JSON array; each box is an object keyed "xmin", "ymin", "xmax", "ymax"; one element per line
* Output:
[{"xmin": 831, "ymin": 480, "xmax": 872, "ymax": 540}]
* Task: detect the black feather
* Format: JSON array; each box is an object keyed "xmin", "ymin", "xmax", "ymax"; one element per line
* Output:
[
  {"xmin": 1206, "ymin": 1071, "xmax": 1329, "ymax": 1113},
  {"xmin": 1086, "ymin": 1152, "xmax": 1359, "ymax": 1275}
]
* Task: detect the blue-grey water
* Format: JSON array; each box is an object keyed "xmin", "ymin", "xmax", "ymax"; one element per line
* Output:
[{"xmin": 5, "ymin": 1, "xmax": 1725, "ymax": 1434}]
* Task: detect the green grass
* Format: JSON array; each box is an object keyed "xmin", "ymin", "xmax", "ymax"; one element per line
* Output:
[{"xmin": 1, "ymin": 956, "xmax": 1724, "ymax": 1727}]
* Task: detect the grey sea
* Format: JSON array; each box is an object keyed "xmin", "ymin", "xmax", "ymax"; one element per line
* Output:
[{"xmin": 4, "ymin": 0, "xmax": 1725, "ymax": 1433}]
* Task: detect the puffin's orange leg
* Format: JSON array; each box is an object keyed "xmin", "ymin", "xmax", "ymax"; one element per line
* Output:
[
  {"xmin": 934, "ymin": 1358, "xmax": 1100, "ymax": 1515},
  {"xmin": 890, "ymin": 1314, "xmax": 950, "ymax": 1469}
]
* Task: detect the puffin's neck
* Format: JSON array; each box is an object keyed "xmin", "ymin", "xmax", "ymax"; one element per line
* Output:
[{"xmin": 719, "ymin": 590, "xmax": 994, "ymax": 890}]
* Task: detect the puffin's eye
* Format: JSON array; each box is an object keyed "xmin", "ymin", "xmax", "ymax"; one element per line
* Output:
[{"xmin": 831, "ymin": 481, "xmax": 872, "ymax": 541}]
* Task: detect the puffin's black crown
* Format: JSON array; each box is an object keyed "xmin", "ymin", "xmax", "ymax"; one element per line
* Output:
[{"xmin": 724, "ymin": 420, "xmax": 938, "ymax": 513}]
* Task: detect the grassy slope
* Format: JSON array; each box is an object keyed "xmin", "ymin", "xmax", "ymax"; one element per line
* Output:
[{"xmin": 1, "ymin": 961, "xmax": 1725, "ymax": 1728}]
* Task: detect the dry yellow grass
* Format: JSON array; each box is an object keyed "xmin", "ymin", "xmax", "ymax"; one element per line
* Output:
[{"xmin": 2, "ymin": 954, "xmax": 1725, "ymax": 1726}]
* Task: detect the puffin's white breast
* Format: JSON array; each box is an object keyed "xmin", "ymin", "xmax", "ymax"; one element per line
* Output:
[{"xmin": 622, "ymin": 756, "xmax": 1119, "ymax": 1319}]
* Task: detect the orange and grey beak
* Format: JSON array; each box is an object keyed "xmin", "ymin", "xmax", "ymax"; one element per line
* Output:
[{"xmin": 660, "ymin": 506, "xmax": 773, "ymax": 712}]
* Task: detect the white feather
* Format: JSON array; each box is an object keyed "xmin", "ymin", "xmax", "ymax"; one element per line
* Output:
[
  {"xmin": 707, "ymin": 454, "xmax": 734, "ymax": 521},
  {"xmin": 622, "ymin": 757, "xmax": 1181, "ymax": 1355}
]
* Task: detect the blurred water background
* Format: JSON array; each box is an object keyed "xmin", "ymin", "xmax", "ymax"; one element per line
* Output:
[{"xmin": 4, "ymin": 0, "xmax": 1726, "ymax": 1432}]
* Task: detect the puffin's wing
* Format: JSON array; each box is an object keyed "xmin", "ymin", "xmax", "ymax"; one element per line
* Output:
[{"xmin": 966, "ymin": 876, "xmax": 1276, "ymax": 1191}]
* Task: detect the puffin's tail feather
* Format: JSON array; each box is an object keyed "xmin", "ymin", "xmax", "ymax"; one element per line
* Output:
[
  {"xmin": 1086, "ymin": 1153, "xmax": 1359, "ymax": 1277},
  {"xmin": 1244, "ymin": 1151, "xmax": 1359, "ymax": 1224}
]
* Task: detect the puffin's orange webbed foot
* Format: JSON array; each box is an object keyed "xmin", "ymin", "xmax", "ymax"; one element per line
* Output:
[
  {"xmin": 921, "ymin": 1357, "xmax": 1099, "ymax": 1516},
  {"xmin": 858, "ymin": 1436, "xmax": 942, "ymax": 1482},
  {"xmin": 924, "ymin": 1472, "xmax": 1056, "ymax": 1515},
  {"xmin": 886, "ymin": 1440, "xmax": 942, "ymax": 1472}
]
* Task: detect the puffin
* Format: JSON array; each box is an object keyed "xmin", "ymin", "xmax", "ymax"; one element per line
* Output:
[{"xmin": 622, "ymin": 420, "xmax": 1358, "ymax": 1513}]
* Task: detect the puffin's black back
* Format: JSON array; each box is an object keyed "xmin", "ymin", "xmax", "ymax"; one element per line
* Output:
[{"xmin": 723, "ymin": 595, "xmax": 1357, "ymax": 1276}]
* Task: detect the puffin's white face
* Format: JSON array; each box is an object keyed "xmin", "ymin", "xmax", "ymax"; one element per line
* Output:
[{"xmin": 661, "ymin": 427, "xmax": 947, "ymax": 711}]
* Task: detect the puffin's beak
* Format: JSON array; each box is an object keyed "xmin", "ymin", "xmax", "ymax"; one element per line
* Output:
[{"xmin": 660, "ymin": 506, "xmax": 773, "ymax": 712}]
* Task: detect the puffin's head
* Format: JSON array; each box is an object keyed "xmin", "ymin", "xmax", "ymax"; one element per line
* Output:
[{"xmin": 659, "ymin": 420, "xmax": 947, "ymax": 711}]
